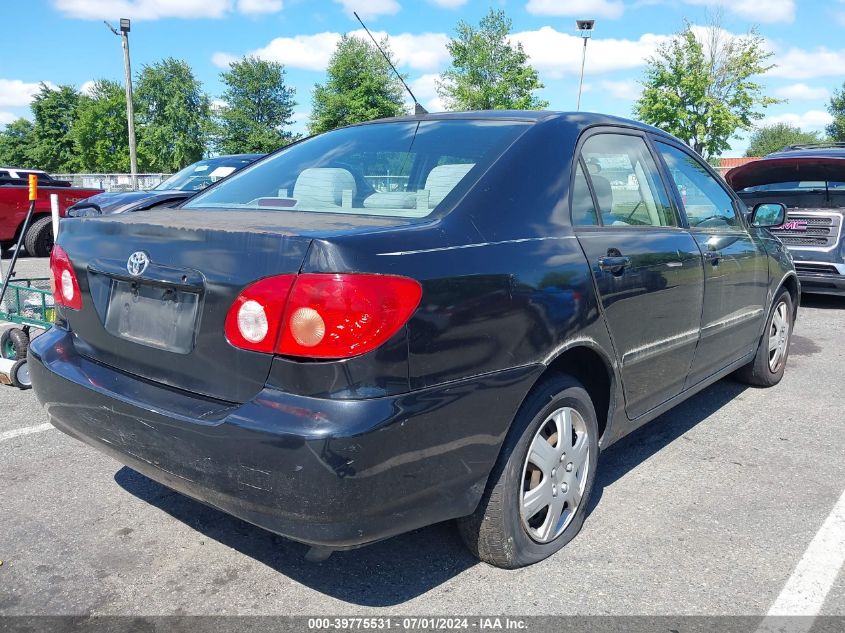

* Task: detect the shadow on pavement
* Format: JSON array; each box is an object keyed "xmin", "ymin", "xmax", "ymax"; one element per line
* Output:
[
  {"xmin": 115, "ymin": 377, "xmax": 748, "ymax": 606},
  {"xmin": 587, "ymin": 378, "xmax": 748, "ymax": 516},
  {"xmin": 800, "ymin": 293, "xmax": 845, "ymax": 310}
]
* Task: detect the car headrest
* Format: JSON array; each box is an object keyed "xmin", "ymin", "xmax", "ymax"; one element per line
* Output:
[
  {"xmin": 293, "ymin": 168, "xmax": 356, "ymax": 207},
  {"xmin": 424, "ymin": 163, "xmax": 475, "ymax": 207}
]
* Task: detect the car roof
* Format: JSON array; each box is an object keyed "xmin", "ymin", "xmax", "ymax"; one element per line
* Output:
[
  {"xmin": 0, "ymin": 167, "xmax": 47, "ymax": 173},
  {"xmin": 354, "ymin": 110, "xmax": 679, "ymax": 141}
]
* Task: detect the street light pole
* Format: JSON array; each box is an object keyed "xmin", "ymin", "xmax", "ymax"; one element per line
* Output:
[
  {"xmin": 105, "ymin": 19, "xmax": 138, "ymax": 191},
  {"xmin": 575, "ymin": 19, "xmax": 595, "ymax": 112}
]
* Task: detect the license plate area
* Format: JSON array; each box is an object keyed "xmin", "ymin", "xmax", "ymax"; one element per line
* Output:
[{"xmin": 104, "ymin": 280, "xmax": 199, "ymax": 354}]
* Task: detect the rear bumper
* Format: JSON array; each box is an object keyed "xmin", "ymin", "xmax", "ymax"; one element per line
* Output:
[{"xmin": 30, "ymin": 328, "xmax": 541, "ymax": 548}]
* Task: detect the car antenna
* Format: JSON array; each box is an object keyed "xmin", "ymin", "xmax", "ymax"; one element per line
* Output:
[{"xmin": 353, "ymin": 11, "xmax": 428, "ymax": 116}]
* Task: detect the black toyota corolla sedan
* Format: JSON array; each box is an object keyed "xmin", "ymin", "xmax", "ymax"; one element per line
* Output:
[{"xmin": 30, "ymin": 111, "xmax": 797, "ymax": 568}]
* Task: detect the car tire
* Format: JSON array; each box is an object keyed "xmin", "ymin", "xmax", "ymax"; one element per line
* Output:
[
  {"xmin": 1, "ymin": 328, "xmax": 29, "ymax": 360},
  {"xmin": 24, "ymin": 217, "xmax": 54, "ymax": 258},
  {"xmin": 10, "ymin": 359, "xmax": 32, "ymax": 390},
  {"xmin": 734, "ymin": 289, "xmax": 793, "ymax": 387},
  {"xmin": 457, "ymin": 374, "xmax": 599, "ymax": 568}
]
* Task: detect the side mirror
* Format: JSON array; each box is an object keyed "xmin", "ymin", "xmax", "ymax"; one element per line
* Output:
[{"xmin": 751, "ymin": 202, "xmax": 786, "ymax": 228}]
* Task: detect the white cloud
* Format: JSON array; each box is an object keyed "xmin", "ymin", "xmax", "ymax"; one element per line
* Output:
[
  {"xmin": 681, "ymin": 0, "xmax": 795, "ymax": 24},
  {"xmin": 212, "ymin": 52, "xmax": 239, "ymax": 68},
  {"xmin": 53, "ymin": 0, "xmax": 233, "ymax": 20},
  {"xmin": 53, "ymin": 0, "xmax": 282, "ymax": 20},
  {"xmin": 770, "ymin": 47, "xmax": 845, "ymax": 79},
  {"xmin": 237, "ymin": 0, "xmax": 282, "ymax": 14},
  {"xmin": 760, "ymin": 110, "xmax": 833, "ymax": 131},
  {"xmin": 429, "ymin": 0, "xmax": 468, "ymax": 7},
  {"xmin": 774, "ymin": 83, "xmax": 830, "ymax": 101},
  {"xmin": 600, "ymin": 79, "xmax": 642, "ymax": 101},
  {"xmin": 80, "ymin": 80, "xmax": 97, "ymax": 96},
  {"xmin": 333, "ymin": 0, "xmax": 399, "ymax": 20},
  {"xmin": 214, "ymin": 30, "xmax": 449, "ymax": 72},
  {"xmin": 0, "ymin": 112, "xmax": 19, "ymax": 126},
  {"xmin": 0, "ymin": 79, "xmax": 52, "ymax": 107},
  {"xmin": 512, "ymin": 27, "xmax": 670, "ymax": 78},
  {"xmin": 526, "ymin": 0, "xmax": 624, "ymax": 19},
  {"xmin": 410, "ymin": 73, "xmax": 446, "ymax": 112}
]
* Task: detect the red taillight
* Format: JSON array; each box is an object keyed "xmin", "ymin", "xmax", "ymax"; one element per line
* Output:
[
  {"xmin": 225, "ymin": 273, "xmax": 422, "ymax": 359},
  {"xmin": 49, "ymin": 245, "xmax": 82, "ymax": 310},
  {"xmin": 224, "ymin": 274, "xmax": 296, "ymax": 353}
]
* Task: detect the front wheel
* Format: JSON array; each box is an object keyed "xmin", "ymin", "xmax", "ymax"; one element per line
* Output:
[
  {"xmin": 457, "ymin": 375, "xmax": 599, "ymax": 568},
  {"xmin": 734, "ymin": 289, "xmax": 793, "ymax": 387}
]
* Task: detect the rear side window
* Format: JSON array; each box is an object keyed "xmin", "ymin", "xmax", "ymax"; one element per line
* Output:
[
  {"xmin": 571, "ymin": 162, "xmax": 599, "ymax": 225},
  {"xmin": 184, "ymin": 120, "xmax": 530, "ymax": 218},
  {"xmin": 657, "ymin": 142, "xmax": 741, "ymax": 229},
  {"xmin": 579, "ymin": 133, "xmax": 677, "ymax": 227}
]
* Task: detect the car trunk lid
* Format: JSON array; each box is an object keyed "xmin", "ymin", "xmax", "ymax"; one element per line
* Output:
[{"xmin": 57, "ymin": 209, "xmax": 415, "ymax": 403}]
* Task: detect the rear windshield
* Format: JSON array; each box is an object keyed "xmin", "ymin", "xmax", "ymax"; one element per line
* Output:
[
  {"xmin": 182, "ymin": 120, "xmax": 530, "ymax": 218},
  {"xmin": 738, "ymin": 181, "xmax": 845, "ymax": 192},
  {"xmin": 153, "ymin": 156, "xmax": 256, "ymax": 192}
]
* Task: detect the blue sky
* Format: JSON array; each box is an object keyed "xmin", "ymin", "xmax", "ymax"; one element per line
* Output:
[{"xmin": 2, "ymin": 0, "xmax": 844, "ymax": 155}]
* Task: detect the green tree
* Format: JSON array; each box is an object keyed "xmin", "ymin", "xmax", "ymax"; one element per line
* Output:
[
  {"xmin": 436, "ymin": 9, "xmax": 547, "ymax": 111},
  {"xmin": 827, "ymin": 82, "xmax": 845, "ymax": 141},
  {"xmin": 634, "ymin": 21, "xmax": 778, "ymax": 160},
  {"xmin": 73, "ymin": 80, "xmax": 131, "ymax": 172},
  {"xmin": 135, "ymin": 58, "xmax": 210, "ymax": 171},
  {"xmin": 309, "ymin": 35, "xmax": 406, "ymax": 135},
  {"xmin": 0, "ymin": 118, "xmax": 34, "ymax": 167},
  {"xmin": 745, "ymin": 123, "xmax": 821, "ymax": 157},
  {"xmin": 29, "ymin": 84, "xmax": 83, "ymax": 172},
  {"xmin": 216, "ymin": 56, "xmax": 297, "ymax": 153}
]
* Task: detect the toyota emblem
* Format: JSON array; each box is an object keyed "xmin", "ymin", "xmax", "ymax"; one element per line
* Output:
[{"xmin": 127, "ymin": 251, "xmax": 150, "ymax": 277}]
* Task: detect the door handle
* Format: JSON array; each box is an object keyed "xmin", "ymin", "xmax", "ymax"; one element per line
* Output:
[
  {"xmin": 598, "ymin": 256, "xmax": 632, "ymax": 273},
  {"xmin": 704, "ymin": 251, "xmax": 722, "ymax": 266}
]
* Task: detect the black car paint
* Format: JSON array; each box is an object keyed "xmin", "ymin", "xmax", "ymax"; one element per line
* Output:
[{"xmin": 29, "ymin": 112, "xmax": 798, "ymax": 550}]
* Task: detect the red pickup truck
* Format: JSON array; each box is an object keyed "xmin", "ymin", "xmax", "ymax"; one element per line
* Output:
[{"xmin": 0, "ymin": 171, "xmax": 102, "ymax": 257}]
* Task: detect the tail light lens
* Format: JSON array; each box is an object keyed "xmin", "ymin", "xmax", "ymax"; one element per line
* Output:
[
  {"xmin": 225, "ymin": 273, "xmax": 422, "ymax": 359},
  {"xmin": 224, "ymin": 274, "xmax": 296, "ymax": 353},
  {"xmin": 49, "ymin": 245, "xmax": 82, "ymax": 310}
]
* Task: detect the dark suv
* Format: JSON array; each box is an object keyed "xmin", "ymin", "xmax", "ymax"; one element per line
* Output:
[
  {"xmin": 30, "ymin": 112, "xmax": 797, "ymax": 568},
  {"xmin": 727, "ymin": 144, "xmax": 845, "ymax": 295}
]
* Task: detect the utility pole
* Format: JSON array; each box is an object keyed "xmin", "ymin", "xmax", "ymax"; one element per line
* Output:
[
  {"xmin": 575, "ymin": 19, "xmax": 595, "ymax": 112},
  {"xmin": 105, "ymin": 18, "xmax": 138, "ymax": 190}
]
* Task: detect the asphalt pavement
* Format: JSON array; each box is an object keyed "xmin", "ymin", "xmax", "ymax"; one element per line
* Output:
[{"xmin": 1, "ymin": 256, "xmax": 843, "ymax": 617}]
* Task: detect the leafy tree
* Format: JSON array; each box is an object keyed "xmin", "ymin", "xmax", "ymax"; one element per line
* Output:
[
  {"xmin": 745, "ymin": 123, "xmax": 821, "ymax": 157},
  {"xmin": 436, "ymin": 9, "xmax": 547, "ymax": 111},
  {"xmin": 29, "ymin": 84, "xmax": 83, "ymax": 172},
  {"xmin": 73, "ymin": 80, "xmax": 131, "ymax": 172},
  {"xmin": 827, "ymin": 82, "xmax": 845, "ymax": 141},
  {"xmin": 0, "ymin": 118, "xmax": 34, "ymax": 167},
  {"xmin": 135, "ymin": 58, "xmax": 210, "ymax": 171},
  {"xmin": 216, "ymin": 56, "xmax": 297, "ymax": 154},
  {"xmin": 634, "ymin": 21, "xmax": 779, "ymax": 160},
  {"xmin": 309, "ymin": 35, "xmax": 406, "ymax": 135}
]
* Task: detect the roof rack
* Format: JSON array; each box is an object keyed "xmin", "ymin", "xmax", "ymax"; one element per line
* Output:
[{"xmin": 781, "ymin": 142, "xmax": 845, "ymax": 151}]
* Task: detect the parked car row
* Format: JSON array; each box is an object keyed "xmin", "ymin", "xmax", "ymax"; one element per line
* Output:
[
  {"xmin": 0, "ymin": 155, "xmax": 262, "ymax": 258},
  {"xmin": 29, "ymin": 111, "xmax": 800, "ymax": 569}
]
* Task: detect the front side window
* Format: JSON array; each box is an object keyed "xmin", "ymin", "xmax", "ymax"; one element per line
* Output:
[
  {"xmin": 579, "ymin": 133, "xmax": 677, "ymax": 227},
  {"xmin": 657, "ymin": 142, "xmax": 741, "ymax": 229},
  {"xmin": 183, "ymin": 120, "xmax": 530, "ymax": 218}
]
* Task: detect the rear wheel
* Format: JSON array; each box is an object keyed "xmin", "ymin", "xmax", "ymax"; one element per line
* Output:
[
  {"xmin": 734, "ymin": 289, "xmax": 793, "ymax": 387},
  {"xmin": 1, "ymin": 328, "xmax": 29, "ymax": 360},
  {"xmin": 24, "ymin": 217, "xmax": 54, "ymax": 258},
  {"xmin": 458, "ymin": 375, "xmax": 599, "ymax": 568}
]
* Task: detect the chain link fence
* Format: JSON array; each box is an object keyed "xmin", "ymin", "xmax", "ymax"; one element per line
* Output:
[{"xmin": 53, "ymin": 173, "xmax": 173, "ymax": 192}]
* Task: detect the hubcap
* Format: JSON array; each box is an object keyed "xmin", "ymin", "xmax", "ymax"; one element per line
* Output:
[
  {"xmin": 768, "ymin": 301, "xmax": 790, "ymax": 372},
  {"xmin": 520, "ymin": 407, "xmax": 590, "ymax": 543},
  {"xmin": 2, "ymin": 338, "xmax": 15, "ymax": 360}
]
